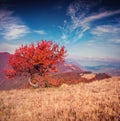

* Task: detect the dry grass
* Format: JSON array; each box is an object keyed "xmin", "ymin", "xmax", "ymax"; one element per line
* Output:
[
  {"xmin": 0, "ymin": 76, "xmax": 120, "ymax": 121},
  {"xmin": 80, "ymin": 73, "xmax": 96, "ymax": 80}
]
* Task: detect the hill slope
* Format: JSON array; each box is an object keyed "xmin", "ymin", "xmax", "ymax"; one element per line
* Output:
[
  {"xmin": 0, "ymin": 52, "xmax": 9, "ymax": 71},
  {"xmin": 0, "ymin": 76, "xmax": 120, "ymax": 121}
]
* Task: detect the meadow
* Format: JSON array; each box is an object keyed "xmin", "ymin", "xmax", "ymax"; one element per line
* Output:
[{"xmin": 0, "ymin": 76, "xmax": 120, "ymax": 121}]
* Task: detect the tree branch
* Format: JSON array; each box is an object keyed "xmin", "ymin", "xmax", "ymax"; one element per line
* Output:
[{"xmin": 28, "ymin": 77, "xmax": 40, "ymax": 88}]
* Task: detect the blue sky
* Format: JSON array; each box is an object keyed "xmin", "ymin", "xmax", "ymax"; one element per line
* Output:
[{"xmin": 0, "ymin": 0, "xmax": 120, "ymax": 60}]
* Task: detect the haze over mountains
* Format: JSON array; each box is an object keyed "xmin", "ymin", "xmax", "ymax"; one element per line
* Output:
[{"xmin": 67, "ymin": 57, "xmax": 120, "ymax": 76}]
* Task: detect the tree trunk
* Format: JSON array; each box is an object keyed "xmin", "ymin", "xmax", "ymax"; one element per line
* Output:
[{"xmin": 28, "ymin": 77, "xmax": 40, "ymax": 88}]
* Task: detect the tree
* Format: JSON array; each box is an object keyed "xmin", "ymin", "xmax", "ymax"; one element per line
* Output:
[{"xmin": 5, "ymin": 40, "xmax": 67, "ymax": 88}]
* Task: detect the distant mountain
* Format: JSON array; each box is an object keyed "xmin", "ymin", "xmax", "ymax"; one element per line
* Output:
[
  {"xmin": 0, "ymin": 52, "xmax": 10, "ymax": 71},
  {"xmin": 84, "ymin": 65, "xmax": 120, "ymax": 76},
  {"xmin": 0, "ymin": 52, "xmax": 29, "ymax": 90},
  {"xmin": 66, "ymin": 58, "xmax": 120, "ymax": 76},
  {"xmin": 56, "ymin": 63, "xmax": 83, "ymax": 73}
]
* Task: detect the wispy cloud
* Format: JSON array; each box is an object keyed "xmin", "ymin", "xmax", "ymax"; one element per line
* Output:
[
  {"xmin": 0, "ymin": 9, "xmax": 30, "ymax": 40},
  {"xmin": 77, "ymin": 26, "xmax": 89, "ymax": 39},
  {"xmin": 91, "ymin": 24, "xmax": 120, "ymax": 45},
  {"xmin": 110, "ymin": 39, "xmax": 120, "ymax": 44},
  {"xmin": 61, "ymin": 33, "xmax": 67, "ymax": 40},
  {"xmin": 81, "ymin": 10, "xmax": 120, "ymax": 25},
  {"xmin": 34, "ymin": 30, "xmax": 46, "ymax": 35},
  {"xmin": 60, "ymin": 0, "xmax": 120, "ymax": 43},
  {"xmin": 91, "ymin": 25, "xmax": 120, "ymax": 36}
]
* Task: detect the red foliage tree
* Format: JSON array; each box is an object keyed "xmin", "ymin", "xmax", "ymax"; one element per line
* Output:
[{"xmin": 5, "ymin": 40, "xmax": 67, "ymax": 88}]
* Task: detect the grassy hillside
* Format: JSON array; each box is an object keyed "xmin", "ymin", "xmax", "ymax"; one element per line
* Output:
[{"xmin": 0, "ymin": 76, "xmax": 120, "ymax": 121}]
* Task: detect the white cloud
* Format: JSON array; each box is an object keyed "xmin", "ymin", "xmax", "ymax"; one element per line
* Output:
[
  {"xmin": 88, "ymin": 24, "xmax": 120, "ymax": 47},
  {"xmin": 61, "ymin": 33, "xmax": 67, "ymax": 40},
  {"xmin": 110, "ymin": 39, "xmax": 120, "ymax": 44},
  {"xmin": 0, "ymin": 43, "xmax": 19, "ymax": 54},
  {"xmin": 2, "ymin": 24, "xmax": 29, "ymax": 40},
  {"xmin": 34, "ymin": 30, "xmax": 46, "ymax": 35},
  {"xmin": 91, "ymin": 25, "xmax": 120, "ymax": 36},
  {"xmin": 114, "ymin": 39, "xmax": 120, "ymax": 44},
  {"xmin": 0, "ymin": 9, "xmax": 30, "ymax": 40}
]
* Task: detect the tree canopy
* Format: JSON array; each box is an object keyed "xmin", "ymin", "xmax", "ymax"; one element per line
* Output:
[{"xmin": 5, "ymin": 40, "xmax": 67, "ymax": 87}]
